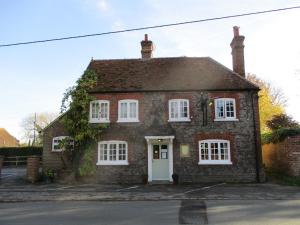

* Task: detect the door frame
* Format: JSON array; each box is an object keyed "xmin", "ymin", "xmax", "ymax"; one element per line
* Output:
[{"xmin": 145, "ymin": 136, "xmax": 174, "ymax": 182}]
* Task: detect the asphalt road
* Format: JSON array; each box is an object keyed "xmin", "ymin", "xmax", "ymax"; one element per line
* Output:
[{"xmin": 1, "ymin": 200, "xmax": 300, "ymax": 225}]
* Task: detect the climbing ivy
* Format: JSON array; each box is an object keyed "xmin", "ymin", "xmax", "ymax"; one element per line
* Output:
[
  {"xmin": 78, "ymin": 144, "xmax": 96, "ymax": 176},
  {"xmin": 60, "ymin": 69, "xmax": 107, "ymax": 175}
]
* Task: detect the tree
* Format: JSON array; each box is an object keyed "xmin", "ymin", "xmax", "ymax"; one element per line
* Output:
[
  {"xmin": 246, "ymin": 74, "xmax": 286, "ymax": 133},
  {"xmin": 266, "ymin": 113, "xmax": 300, "ymax": 131},
  {"xmin": 61, "ymin": 69, "xmax": 107, "ymax": 176},
  {"xmin": 21, "ymin": 112, "xmax": 58, "ymax": 145}
]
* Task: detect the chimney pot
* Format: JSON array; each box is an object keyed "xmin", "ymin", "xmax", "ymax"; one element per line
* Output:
[
  {"xmin": 233, "ymin": 26, "xmax": 240, "ymax": 37},
  {"xmin": 144, "ymin": 34, "xmax": 148, "ymax": 41}
]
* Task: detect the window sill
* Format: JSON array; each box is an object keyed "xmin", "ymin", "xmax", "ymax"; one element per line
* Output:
[
  {"xmin": 214, "ymin": 118, "xmax": 239, "ymax": 122},
  {"xmin": 117, "ymin": 119, "xmax": 139, "ymax": 123},
  {"xmin": 168, "ymin": 118, "xmax": 191, "ymax": 122},
  {"xmin": 89, "ymin": 120, "xmax": 110, "ymax": 124},
  {"xmin": 96, "ymin": 161, "xmax": 129, "ymax": 166},
  {"xmin": 198, "ymin": 161, "xmax": 232, "ymax": 165},
  {"xmin": 52, "ymin": 149, "xmax": 63, "ymax": 152}
]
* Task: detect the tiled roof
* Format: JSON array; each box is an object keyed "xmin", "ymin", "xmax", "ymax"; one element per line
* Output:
[
  {"xmin": 88, "ymin": 57, "xmax": 258, "ymax": 92},
  {"xmin": 0, "ymin": 128, "xmax": 19, "ymax": 147}
]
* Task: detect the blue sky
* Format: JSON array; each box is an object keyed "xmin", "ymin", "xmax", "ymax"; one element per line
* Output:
[{"xmin": 1, "ymin": 0, "xmax": 300, "ymax": 141}]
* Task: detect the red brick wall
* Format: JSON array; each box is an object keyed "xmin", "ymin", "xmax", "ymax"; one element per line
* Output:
[
  {"xmin": 164, "ymin": 93, "xmax": 194, "ymax": 123},
  {"xmin": 92, "ymin": 93, "xmax": 145, "ymax": 122},
  {"xmin": 27, "ymin": 156, "xmax": 40, "ymax": 183},
  {"xmin": 209, "ymin": 92, "xmax": 241, "ymax": 119},
  {"xmin": 262, "ymin": 135, "xmax": 300, "ymax": 176},
  {"xmin": 195, "ymin": 132, "xmax": 237, "ymax": 165}
]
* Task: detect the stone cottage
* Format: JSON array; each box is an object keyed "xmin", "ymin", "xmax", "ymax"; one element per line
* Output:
[{"xmin": 43, "ymin": 27, "xmax": 264, "ymax": 183}]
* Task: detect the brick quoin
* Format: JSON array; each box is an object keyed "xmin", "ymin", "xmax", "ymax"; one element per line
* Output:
[
  {"xmin": 195, "ymin": 132, "xmax": 237, "ymax": 165},
  {"xmin": 209, "ymin": 92, "xmax": 241, "ymax": 120}
]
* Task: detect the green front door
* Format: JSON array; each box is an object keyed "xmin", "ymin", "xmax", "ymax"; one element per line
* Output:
[{"xmin": 152, "ymin": 144, "xmax": 169, "ymax": 180}]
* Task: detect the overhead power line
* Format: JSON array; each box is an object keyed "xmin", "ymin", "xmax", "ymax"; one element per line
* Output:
[{"xmin": 1, "ymin": 5, "xmax": 300, "ymax": 48}]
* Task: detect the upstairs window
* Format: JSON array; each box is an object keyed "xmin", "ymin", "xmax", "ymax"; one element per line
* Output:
[
  {"xmin": 118, "ymin": 100, "xmax": 139, "ymax": 122},
  {"xmin": 168, "ymin": 99, "xmax": 190, "ymax": 122},
  {"xmin": 214, "ymin": 98, "xmax": 237, "ymax": 121},
  {"xmin": 97, "ymin": 141, "xmax": 128, "ymax": 165},
  {"xmin": 89, "ymin": 100, "xmax": 110, "ymax": 123},
  {"xmin": 52, "ymin": 136, "xmax": 74, "ymax": 152},
  {"xmin": 198, "ymin": 139, "xmax": 232, "ymax": 165}
]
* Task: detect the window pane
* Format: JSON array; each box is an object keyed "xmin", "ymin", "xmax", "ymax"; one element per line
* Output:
[
  {"xmin": 118, "ymin": 143, "xmax": 126, "ymax": 160},
  {"xmin": 100, "ymin": 144, "xmax": 104, "ymax": 160},
  {"xmin": 170, "ymin": 102, "xmax": 177, "ymax": 118},
  {"xmin": 226, "ymin": 100, "xmax": 235, "ymax": 118},
  {"xmin": 129, "ymin": 102, "xmax": 137, "ymax": 118},
  {"xmin": 92, "ymin": 102, "xmax": 100, "ymax": 118},
  {"xmin": 220, "ymin": 142, "xmax": 229, "ymax": 160},
  {"xmin": 216, "ymin": 100, "xmax": 224, "ymax": 118},
  {"xmin": 120, "ymin": 103, "xmax": 127, "ymax": 118},
  {"xmin": 210, "ymin": 142, "xmax": 219, "ymax": 160},
  {"xmin": 100, "ymin": 102, "xmax": 108, "ymax": 119},
  {"xmin": 109, "ymin": 144, "xmax": 117, "ymax": 161},
  {"xmin": 179, "ymin": 101, "xmax": 188, "ymax": 118},
  {"xmin": 153, "ymin": 145, "xmax": 160, "ymax": 159},
  {"xmin": 200, "ymin": 143, "xmax": 209, "ymax": 160}
]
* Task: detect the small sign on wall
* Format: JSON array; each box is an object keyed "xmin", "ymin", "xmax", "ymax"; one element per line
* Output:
[{"xmin": 180, "ymin": 144, "xmax": 190, "ymax": 158}]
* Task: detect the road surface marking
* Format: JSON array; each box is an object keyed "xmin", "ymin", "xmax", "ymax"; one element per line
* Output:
[
  {"xmin": 116, "ymin": 185, "xmax": 139, "ymax": 192},
  {"xmin": 53, "ymin": 184, "xmax": 93, "ymax": 190},
  {"xmin": 183, "ymin": 183, "xmax": 226, "ymax": 194}
]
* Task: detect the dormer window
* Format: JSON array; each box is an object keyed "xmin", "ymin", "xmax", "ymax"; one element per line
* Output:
[
  {"xmin": 89, "ymin": 100, "xmax": 110, "ymax": 123},
  {"xmin": 214, "ymin": 98, "xmax": 238, "ymax": 121},
  {"xmin": 168, "ymin": 99, "xmax": 191, "ymax": 122},
  {"xmin": 117, "ymin": 100, "xmax": 139, "ymax": 122}
]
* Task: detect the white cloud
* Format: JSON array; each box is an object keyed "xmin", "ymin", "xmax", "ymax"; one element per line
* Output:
[
  {"xmin": 111, "ymin": 20, "xmax": 123, "ymax": 30},
  {"xmin": 96, "ymin": 0, "xmax": 109, "ymax": 11}
]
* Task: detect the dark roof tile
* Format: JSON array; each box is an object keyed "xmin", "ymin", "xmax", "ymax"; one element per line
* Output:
[{"xmin": 88, "ymin": 57, "xmax": 258, "ymax": 92}]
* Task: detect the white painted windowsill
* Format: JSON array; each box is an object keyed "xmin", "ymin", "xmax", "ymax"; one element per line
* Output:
[
  {"xmin": 96, "ymin": 161, "xmax": 129, "ymax": 166},
  {"xmin": 198, "ymin": 161, "xmax": 232, "ymax": 165},
  {"xmin": 214, "ymin": 118, "xmax": 239, "ymax": 122},
  {"xmin": 117, "ymin": 119, "xmax": 139, "ymax": 123},
  {"xmin": 89, "ymin": 119, "xmax": 110, "ymax": 124},
  {"xmin": 168, "ymin": 118, "xmax": 191, "ymax": 122}
]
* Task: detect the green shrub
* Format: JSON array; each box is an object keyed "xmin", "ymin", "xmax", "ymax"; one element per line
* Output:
[
  {"xmin": 261, "ymin": 128, "xmax": 300, "ymax": 144},
  {"xmin": 0, "ymin": 147, "xmax": 42, "ymax": 157}
]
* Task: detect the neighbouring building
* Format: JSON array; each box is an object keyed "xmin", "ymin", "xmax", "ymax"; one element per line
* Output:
[
  {"xmin": 0, "ymin": 128, "xmax": 19, "ymax": 147},
  {"xmin": 43, "ymin": 27, "xmax": 264, "ymax": 183}
]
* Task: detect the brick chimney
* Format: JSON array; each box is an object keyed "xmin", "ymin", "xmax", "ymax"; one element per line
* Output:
[
  {"xmin": 141, "ymin": 34, "xmax": 153, "ymax": 59},
  {"xmin": 230, "ymin": 26, "xmax": 245, "ymax": 77}
]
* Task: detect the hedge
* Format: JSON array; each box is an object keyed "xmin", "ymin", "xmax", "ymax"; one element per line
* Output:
[
  {"xmin": 0, "ymin": 147, "xmax": 42, "ymax": 157},
  {"xmin": 261, "ymin": 128, "xmax": 300, "ymax": 144}
]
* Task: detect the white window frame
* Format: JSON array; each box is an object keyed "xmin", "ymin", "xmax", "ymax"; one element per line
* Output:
[
  {"xmin": 214, "ymin": 98, "xmax": 238, "ymax": 121},
  {"xmin": 89, "ymin": 100, "xmax": 110, "ymax": 123},
  {"xmin": 97, "ymin": 141, "xmax": 129, "ymax": 165},
  {"xmin": 117, "ymin": 99, "xmax": 139, "ymax": 122},
  {"xmin": 168, "ymin": 99, "xmax": 191, "ymax": 122},
  {"xmin": 52, "ymin": 136, "xmax": 74, "ymax": 152},
  {"xmin": 198, "ymin": 139, "xmax": 232, "ymax": 165}
]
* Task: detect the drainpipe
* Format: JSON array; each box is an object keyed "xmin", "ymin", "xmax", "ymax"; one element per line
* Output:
[{"xmin": 251, "ymin": 91, "xmax": 261, "ymax": 182}]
